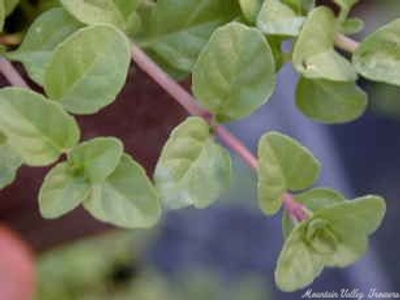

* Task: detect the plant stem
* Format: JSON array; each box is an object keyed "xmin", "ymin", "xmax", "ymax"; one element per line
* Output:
[
  {"xmin": 131, "ymin": 43, "xmax": 259, "ymax": 170},
  {"xmin": 334, "ymin": 33, "xmax": 360, "ymax": 54},
  {"xmin": 130, "ymin": 43, "xmax": 309, "ymax": 220},
  {"xmin": 282, "ymin": 193, "xmax": 309, "ymax": 222},
  {"xmin": 0, "ymin": 58, "xmax": 29, "ymax": 88}
]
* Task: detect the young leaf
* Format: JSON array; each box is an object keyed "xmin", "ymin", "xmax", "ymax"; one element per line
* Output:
[
  {"xmin": 142, "ymin": 0, "xmax": 240, "ymax": 72},
  {"xmin": 193, "ymin": 22, "xmax": 276, "ymax": 122},
  {"xmin": 239, "ymin": 0, "xmax": 263, "ymax": 23},
  {"xmin": 83, "ymin": 154, "xmax": 161, "ymax": 228},
  {"xmin": 341, "ymin": 17, "xmax": 364, "ymax": 35},
  {"xmin": 154, "ymin": 117, "xmax": 232, "ymax": 209},
  {"xmin": 0, "ymin": 88, "xmax": 80, "ymax": 166},
  {"xmin": 44, "ymin": 24, "xmax": 131, "ymax": 115},
  {"xmin": 39, "ymin": 162, "xmax": 91, "ymax": 219},
  {"xmin": 353, "ymin": 19, "xmax": 400, "ymax": 86},
  {"xmin": 296, "ymin": 77, "xmax": 367, "ymax": 123},
  {"xmin": 293, "ymin": 7, "xmax": 357, "ymax": 82},
  {"xmin": 257, "ymin": 132, "xmax": 321, "ymax": 215},
  {"xmin": 282, "ymin": 188, "xmax": 346, "ymax": 238},
  {"xmin": 275, "ymin": 223, "xmax": 325, "ymax": 292},
  {"xmin": 276, "ymin": 195, "xmax": 385, "ymax": 292},
  {"xmin": 68, "ymin": 137, "xmax": 124, "ymax": 183},
  {"xmin": 0, "ymin": 133, "xmax": 22, "ymax": 190},
  {"xmin": 257, "ymin": 0, "xmax": 305, "ymax": 37},
  {"xmin": 316, "ymin": 195, "xmax": 386, "ymax": 267},
  {"xmin": 7, "ymin": 8, "xmax": 82, "ymax": 84}
]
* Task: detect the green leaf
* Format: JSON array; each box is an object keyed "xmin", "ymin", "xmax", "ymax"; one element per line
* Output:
[
  {"xmin": 60, "ymin": 0, "xmax": 125, "ymax": 28},
  {"xmin": 239, "ymin": 0, "xmax": 263, "ymax": 23},
  {"xmin": 193, "ymin": 22, "xmax": 276, "ymax": 122},
  {"xmin": 60, "ymin": 0, "xmax": 141, "ymax": 34},
  {"xmin": 257, "ymin": 0, "xmax": 305, "ymax": 37},
  {"xmin": 0, "ymin": 132, "xmax": 22, "ymax": 189},
  {"xmin": 83, "ymin": 154, "xmax": 161, "ymax": 228},
  {"xmin": 353, "ymin": 19, "xmax": 400, "ymax": 86},
  {"xmin": 44, "ymin": 24, "xmax": 131, "ymax": 115},
  {"xmin": 7, "ymin": 8, "xmax": 82, "ymax": 84},
  {"xmin": 257, "ymin": 131, "xmax": 321, "ymax": 215},
  {"xmin": 68, "ymin": 137, "xmax": 124, "ymax": 183},
  {"xmin": 276, "ymin": 195, "xmax": 385, "ymax": 292},
  {"xmin": 296, "ymin": 77, "xmax": 367, "ymax": 123},
  {"xmin": 283, "ymin": 0, "xmax": 315, "ymax": 14},
  {"xmin": 39, "ymin": 162, "xmax": 91, "ymax": 219},
  {"xmin": 154, "ymin": 117, "xmax": 232, "ymax": 209},
  {"xmin": 0, "ymin": 1, "xmax": 5, "ymax": 32},
  {"xmin": 293, "ymin": 7, "xmax": 357, "ymax": 81},
  {"xmin": 142, "ymin": 0, "xmax": 240, "ymax": 72},
  {"xmin": 0, "ymin": 88, "xmax": 80, "ymax": 166},
  {"xmin": 282, "ymin": 188, "xmax": 345, "ymax": 238},
  {"xmin": 341, "ymin": 17, "xmax": 364, "ymax": 35},
  {"xmin": 316, "ymin": 195, "xmax": 386, "ymax": 267},
  {"xmin": 4, "ymin": 0, "xmax": 19, "ymax": 15},
  {"xmin": 275, "ymin": 223, "xmax": 324, "ymax": 292}
]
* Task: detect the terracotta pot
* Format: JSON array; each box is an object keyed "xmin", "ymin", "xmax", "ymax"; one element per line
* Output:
[
  {"xmin": 0, "ymin": 67, "xmax": 186, "ymax": 252},
  {"xmin": 0, "ymin": 225, "xmax": 36, "ymax": 300}
]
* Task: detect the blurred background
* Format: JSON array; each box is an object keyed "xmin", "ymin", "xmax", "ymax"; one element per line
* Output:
[{"xmin": 0, "ymin": 1, "xmax": 400, "ymax": 299}]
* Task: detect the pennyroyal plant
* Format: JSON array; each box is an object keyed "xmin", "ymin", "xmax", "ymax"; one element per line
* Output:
[{"xmin": 0, "ymin": 0, "xmax": 393, "ymax": 292}]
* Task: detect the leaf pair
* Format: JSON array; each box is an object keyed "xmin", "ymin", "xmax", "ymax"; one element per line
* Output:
[
  {"xmin": 257, "ymin": 131, "xmax": 320, "ymax": 215},
  {"xmin": 154, "ymin": 117, "xmax": 231, "ymax": 209},
  {"xmin": 8, "ymin": 8, "xmax": 131, "ymax": 115},
  {"xmin": 40, "ymin": 138, "xmax": 161, "ymax": 228},
  {"xmin": 276, "ymin": 194, "xmax": 385, "ymax": 291},
  {"xmin": 293, "ymin": 7, "xmax": 366, "ymax": 123}
]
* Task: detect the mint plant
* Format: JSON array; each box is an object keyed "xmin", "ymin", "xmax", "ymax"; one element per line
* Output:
[{"xmin": 0, "ymin": 0, "xmax": 393, "ymax": 292}]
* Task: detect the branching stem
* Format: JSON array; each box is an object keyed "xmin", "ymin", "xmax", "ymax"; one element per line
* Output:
[{"xmin": 130, "ymin": 43, "xmax": 308, "ymax": 220}]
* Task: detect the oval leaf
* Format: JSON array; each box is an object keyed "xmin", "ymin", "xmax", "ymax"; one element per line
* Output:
[
  {"xmin": 0, "ymin": 88, "xmax": 80, "ymax": 166},
  {"xmin": 293, "ymin": 7, "xmax": 357, "ymax": 81},
  {"xmin": 154, "ymin": 117, "xmax": 232, "ymax": 209},
  {"xmin": 193, "ymin": 22, "xmax": 276, "ymax": 122},
  {"xmin": 296, "ymin": 77, "xmax": 367, "ymax": 124},
  {"xmin": 44, "ymin": 24, "xmax": 131, "ymax": 114},
  {"xmin": 257, "ymin": 131, "xmax": 321, "ymax": 215},
  {"xmin": 7, "ymin": 8, "xmax": 82, "ymax": 84},
  {"xmin": 39, "ymin": 162, "xmax": 91, "ymax": 219},
  {"xmin": 353, "ymin": 19, "xmax": 400, "ymax": 86},
  {"xmin": 83, "ymin": 154, "xmax": 161, "ymax": 228},
  {"xmin": 275, "ymin": 223, "xmax": 324, "ymax": 292},
  {"xmin": 68, "ymin": 137, "xmax": 124, "ymax": 183}
]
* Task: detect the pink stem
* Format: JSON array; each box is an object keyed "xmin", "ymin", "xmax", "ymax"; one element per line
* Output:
[
  {"xmin": 282, "ymin": 193, "xmax": 309, "ymax": 222},
  {"xmin": 0, "ymin": 58, "xmax": 29, "ymax": 88},
  {"xmin": 131, "ymin": 44, "xmax": 310, "ymax": 221},
  {"xmin": 334, "ymin": 33, "xmax": 360, "ymax": 54}
]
